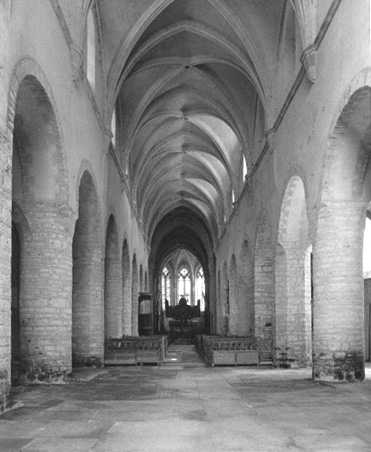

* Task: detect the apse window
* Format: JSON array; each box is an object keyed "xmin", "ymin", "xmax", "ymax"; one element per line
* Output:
[
  {"xmin": 86, "ymin": 5, "xmax": 96, "ymax": 90},
  {"xmin": 178, "ymin": 267, "xmax": 191, "ymax": 301}
]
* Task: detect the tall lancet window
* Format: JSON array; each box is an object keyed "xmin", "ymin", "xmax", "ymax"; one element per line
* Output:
[
  {"xmin": 242, "ymin": 155, "xmax": 248, "ymax": 180},
  {"xmin": 161, "ymin": 267, "xmax": 171, "ymax": 308},
  {"xmin": 178, "ymin": 267, "xmax": 191, "ymax": 302},
  {"xmin": 86, "ymin": 5, "xmax": 96, "ymax": 90},
  {"xmin": 111, "ymin": 108, "xmax": 116, "ymax": 147}
]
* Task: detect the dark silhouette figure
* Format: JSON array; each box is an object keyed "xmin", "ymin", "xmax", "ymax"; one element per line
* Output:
[{"xmin": 173, "ymin": 297, "xmax": 193, "ymax": 331}]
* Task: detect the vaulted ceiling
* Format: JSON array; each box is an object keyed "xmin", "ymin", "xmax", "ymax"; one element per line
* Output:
[
  {"xmin": 104, "ymin": 0, "xmax": 291, "ymax": 243},
  {"xmin": 57, "ymin": 0, "xmax": 312, "ymax": 250}
]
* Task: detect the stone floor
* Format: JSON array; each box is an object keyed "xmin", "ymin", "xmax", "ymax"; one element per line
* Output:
[{"xmin": 1, "ymin": 348, "xmax": 371, "ymax": 451}]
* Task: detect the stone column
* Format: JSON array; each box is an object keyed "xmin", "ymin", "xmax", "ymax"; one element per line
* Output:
[
  {"xmin": 190, "ymin": 274, "xmax": 195, "ymax": 305},
  {"xmin": 170, "ymin": 273, "xmax": 176, "ymax": 305},
  {"xmin": 0, "ymin": 130, "xmax": 11, "ymax": 405},
  {"xmin": 20, "ymin": 203, "xmax": 74, "ymax": 381},
  {"xmin": 313, "ymin": 201, "xmax": 365, "ymax": 381},
  {"xmin": 254, "ymin": 245, "xmax": 274, "ymax": 344},
  {"xmin": 0, "ymin": 1, "xmax": 11, "ymax": 408}
]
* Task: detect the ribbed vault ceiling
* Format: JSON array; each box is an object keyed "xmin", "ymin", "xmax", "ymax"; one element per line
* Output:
[{"xmin": 106, "ymin": 0, "xmax": 286, "ymax": 243}]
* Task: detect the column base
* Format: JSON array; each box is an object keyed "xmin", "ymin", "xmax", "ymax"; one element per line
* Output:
[
  {"xmin": 313, "ymin": 351, "xmax": 365, "ymax": 382},
  {"xmin": 0, "ymin": 370, "xmax": 10, "ymax": 412},
  {"xmin": 17, "ymin": 360, "xmax": 71, "ymax": 384},
  {"xmin": 72, "ymin": 354, "xmax": 103, "ymax": 368}
]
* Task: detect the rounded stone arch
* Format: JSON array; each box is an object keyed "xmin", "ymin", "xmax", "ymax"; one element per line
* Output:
[
  {"xmin": 104, "ymin": 214, "xmax": 122, "ymax": 340},
  {"xmin": 131, "ymin": 253, "xmax": 139, "ymax": 335},
  {"xmin": 121, "ymin": 238, "xmax": 131, "ymax": 335},
  {"xmin": 75, "ymin": 159, "xmax": 101, "ymax": 217},
  {"xmin": 254, "ymin": 211, "xmax": 274, "ymax": 355},
  {"xmin": 8, "ymin": 61, "xmax": 75, "ymax": 383},
  {"xmin": 7, "ymin": 57, "xmax": 69, "ymax": 204},
  {"xmin": 313, "ymin": 70, "xmax": 371, "ymax": 381},
  {"xmin": 72, "ymin": 169, "xmax": 104, "ymax": 365},
  {"xmin": 275, "ymin": 175, "xmax": 311, "ymax": 367}
]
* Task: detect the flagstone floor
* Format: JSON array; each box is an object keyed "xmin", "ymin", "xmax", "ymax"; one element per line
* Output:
[{"xmin": 1, "ymin": 348, "xmax": 371, "ymax": 452}]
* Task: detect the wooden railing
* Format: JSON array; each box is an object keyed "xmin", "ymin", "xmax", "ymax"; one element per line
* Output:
[{"xmin": 105, "ymin": 335, "xmax": 168, "ymax": 365}]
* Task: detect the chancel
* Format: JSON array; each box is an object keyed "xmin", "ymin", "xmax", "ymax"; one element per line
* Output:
[{"xmin": 0, "ymin": 1, "xmax": 371, "ymax": 450}]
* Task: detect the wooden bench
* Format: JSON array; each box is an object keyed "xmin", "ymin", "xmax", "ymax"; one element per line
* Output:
[
  {"xmin": 105, "ymin": 335, "xmax": 168, "ymax": 365},
  {"xmin": 198, "ymin": 335, "xmax": 265, "ymax": 367}
]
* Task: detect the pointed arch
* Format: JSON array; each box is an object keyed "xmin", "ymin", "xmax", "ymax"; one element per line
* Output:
[{"xmin": 72, "ymin": 170, "xmax": 103, "ymax": 365}]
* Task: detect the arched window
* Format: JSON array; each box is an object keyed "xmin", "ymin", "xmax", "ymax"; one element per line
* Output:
[
  {"xmin": 111, "ymin": 108, "xmax": 116, "ymax": 147},
  {"xmin": 178, "ymin": 267, "xmax": 191, "ymax": 302},
  {"xmin": 195, "ymin": 267, "xmax": 205, "ymax": 311},
  {"xmin": 161, "ymin": 267, "xmax": 171, "ymax": 308},
  {"xmin": 242, "ymin": 155, "xmax": 248, "ymax": 180},
  {"xmin": 86, "ymin": 5, "xmax": 96, "ymax": 89}
]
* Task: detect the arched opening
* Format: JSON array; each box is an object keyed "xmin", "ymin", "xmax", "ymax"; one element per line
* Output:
[
  {"xmin": 277, "ymin": 1, "xmax": 302, "ymax": 104},
  {"xmin": 111, "ymin": 108, "xmax": 116, "ymax": 148},
  {"xmin": 11, "ymin": 75, "xmax": 71, "ymax": 382},
  {"xmin": 242, "ymin": 155, "xmax": 248, "ymax": 181},
  {"xmin": 72, "ymin": 171, "xmax": 103, "ymax": 366},
  {"xmin": 121, "ymin": 240, "xmax": 131, "ymax": 334},
  {"xmin": 86, "ymin": 4, "xmax": 96, "ymax": 89},
  {"xmin": 177, "ymin": 266, "xmax": 191, "ymax": 302},
  {"xmin": 313, "ymin": 86, "xmax": 371, "ymax": 381},
  {"xmin": 104, "ymin": 215, "xmax": 121, "ymax": 340},
  {"xmin": 275, "ymin": 176, "xmax": 311, "ymax": 367},
  {"xmin": 149, "ymin": 208, "xmax": 214, "ymax": 337},
  {"xmin": 131, "ymin": 254, "xmax": 139, "ymax": 335}
]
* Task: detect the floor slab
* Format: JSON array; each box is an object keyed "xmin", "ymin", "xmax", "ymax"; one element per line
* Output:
[{"xmin": 2, "ymin": 363, "xmax": 371, "ymax": 451}]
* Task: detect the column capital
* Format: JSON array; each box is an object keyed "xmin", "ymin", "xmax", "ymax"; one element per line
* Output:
[{"xmin": 301, "ymin": 44, "xmax": 317, "ymax": 84}]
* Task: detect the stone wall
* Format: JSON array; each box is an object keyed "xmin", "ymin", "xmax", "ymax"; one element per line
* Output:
[
  {"xmin": 0, "ymin": 0, "xmax": 149, "ymax": 403},
  {"xmin": 215, "ymin": 0, "xmax": 370, "ymax": 380}
]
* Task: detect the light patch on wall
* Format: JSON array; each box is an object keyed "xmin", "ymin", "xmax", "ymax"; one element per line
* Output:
[{"xmin": 363, "ymin": 217, "xmax": 371, "ymax": 277}]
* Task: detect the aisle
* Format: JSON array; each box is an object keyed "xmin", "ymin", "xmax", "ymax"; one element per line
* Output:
[
  {"xmin": 1, "ymin": 365, "xmax": 371, "ymax": 451},
  {"xmin": 164, "ymin": 343, "xmax": 206, "ymax": 368}
]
